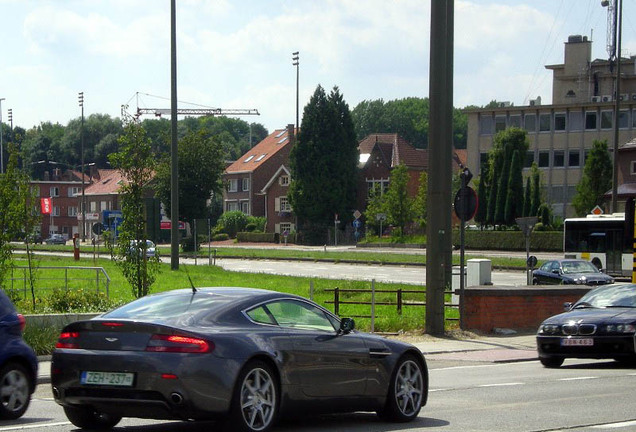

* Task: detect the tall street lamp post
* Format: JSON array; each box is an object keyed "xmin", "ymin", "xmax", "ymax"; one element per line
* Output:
[
  {"xmin": 79, "ymin": 92, "xmax": 86, "ymax": 241},
  {"xmin": 0, "ymin": 97, "xmax": 4, "ymax": 174},
  {"xmin": 7, "ymin": 109, "xmax": 12, "ymax": 130},
  {"xmin": 292, "ymin": 52, "xmax": 299, "ymax": 134}
]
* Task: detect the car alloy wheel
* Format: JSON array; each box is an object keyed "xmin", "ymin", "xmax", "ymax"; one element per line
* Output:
[
  {"xmin": 230, "ymin": 360, "xmax": 278, "ymax": 432},
  {"xmin": 0, "ymin": 363, "xmax": 32, "ymax": 420},
  {"xmin": 379, "ymin": 355, "xmax": 424, "ymax": 422},
  {"xmin": 540, "ymin": 356, "xmax": 564, "ymax": 368}
]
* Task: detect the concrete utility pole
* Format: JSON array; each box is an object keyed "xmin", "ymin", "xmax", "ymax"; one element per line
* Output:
[
  {"xmin": 0, "ymin": 97, "xmax": 4, "ymax": 174},
  {"xmin": 170, "ymin": 0, "xmax": 179, "ymax": 270},
  {"xmin": 292, "ymin": 51, "xmax": 299, "ymax": 133},
  {"xmin": 426, "ymin": 0, "xmax": 454, "ymax": 336}
]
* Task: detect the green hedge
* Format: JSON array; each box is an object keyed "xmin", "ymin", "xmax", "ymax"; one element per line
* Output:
[
  {"xmin": 452, "ymin": 230, "xmax": 562, "ymax": 251},
  {"xmin": 237, "ymin": 232, "xmax": 279, "ymax": 243}
]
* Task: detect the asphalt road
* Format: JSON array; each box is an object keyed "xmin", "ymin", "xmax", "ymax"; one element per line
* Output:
[{"xmin": 13, "ymin": 357, "xmax": 636, "ymax": 432}]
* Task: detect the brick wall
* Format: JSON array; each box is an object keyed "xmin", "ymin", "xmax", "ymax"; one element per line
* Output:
[{"xmin": 462, "ymin": 285, "xmax": 591, "ymax": 332}]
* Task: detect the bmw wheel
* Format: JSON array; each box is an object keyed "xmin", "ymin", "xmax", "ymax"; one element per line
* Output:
[
  {"xmin": 540, "ymin": 356, "xmax": 564, "ymax": 368},
  {"xmin": 228, "ymin": 360, "xmax": 279, "ymax": 432},
  {"xmin": 0, "ymin": 362, "xmax": 33, "ymax": 420},
  {"xmin": 378, "ymin": 354, "xmax": 425, "ymax": 422},
  {"xmin": 63, "ymin": 406, "xmax": 122, "ymax": 430}
]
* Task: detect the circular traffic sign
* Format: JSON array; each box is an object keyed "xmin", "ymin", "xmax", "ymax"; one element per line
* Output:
[
  {"xmin": 92, "ymin": 222, "xmax": 105, "ymax": 235},
  {"xmin": 454, "ymin": 186, "xmax": 478, "ymax": 220}
]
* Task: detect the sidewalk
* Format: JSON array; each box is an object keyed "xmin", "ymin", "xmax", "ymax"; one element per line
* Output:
[{"xmin": 36, "ymin": 334, "xmax": 537, "ymax": 385}]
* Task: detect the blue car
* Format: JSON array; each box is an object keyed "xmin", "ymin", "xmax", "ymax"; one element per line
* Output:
[{"xmin": 0, "ymin": 289, "xmax": 38, "ymax": 419}]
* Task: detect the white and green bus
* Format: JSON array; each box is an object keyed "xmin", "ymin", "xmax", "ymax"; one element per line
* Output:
[{"xmin": 563, "ymin": 213, "xmax": 633, "ymax": 277}]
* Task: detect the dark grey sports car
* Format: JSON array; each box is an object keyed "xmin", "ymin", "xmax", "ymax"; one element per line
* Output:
[
  {"xmin": 51, "ymin": 287, "xmax": 428, "ymax": 431},
  {"xmin": 537, "ymin": 283, "xmax": 636, "ymax": 368}
]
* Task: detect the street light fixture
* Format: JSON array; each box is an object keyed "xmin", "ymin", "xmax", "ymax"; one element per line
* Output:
[
  {"xmin": 292, "ymin": 52, "xmax": 299, "ymax": 134},
  {"xmin": 7, "ymin": 109, "xmax": 12, "ymax": 130},
  {"xmin": 78, "ymin": 92, "xmax": 86, "ymax": 241}
]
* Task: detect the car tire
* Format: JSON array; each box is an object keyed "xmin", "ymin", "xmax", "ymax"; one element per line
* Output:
[
  {"xmin": 532, "ymin": 277, "xmax": 539, "ymax": 285},
  {"xmin": 540, "ymin": 357, "xmax": 564, "ymax": 368},
  {"xmin": 0, "ymin": 362, "xmax": 33, "ymax": 420},
  {"xmin": 63, "ymin": 406, "xmax": 122, "ymax": 430},
  {"xmin": 226, "ymin": 360, "xmax": 279, "ymax": 432},
  {"xmin": 377, "ymin": 354, "xmax": 425, "ymax": 422}
]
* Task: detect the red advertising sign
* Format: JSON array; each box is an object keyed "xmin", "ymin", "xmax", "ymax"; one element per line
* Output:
[{"xmin": 41, "ymin": 198, "xmax": 52, "ymax": 214}]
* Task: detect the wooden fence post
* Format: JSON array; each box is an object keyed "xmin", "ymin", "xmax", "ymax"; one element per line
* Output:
[
  {"xmin": 334, "ymin": 287, "xmax": 340, "ymax": 316},
  {"xmin": 397, "ymin": 289, "xmax": 403, "ymax": 315}
]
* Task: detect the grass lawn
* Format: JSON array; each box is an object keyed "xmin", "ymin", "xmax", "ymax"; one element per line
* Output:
[{"xmin": 11, "ymin": 254, "xmax": 458, "ymax": 334}]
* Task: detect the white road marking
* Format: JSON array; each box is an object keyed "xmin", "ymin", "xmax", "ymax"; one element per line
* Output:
[
  {"xmin": 590, "ymin": 420, "xmax": 636, "ymax": 429},
  {"xmin": 478, "ymin": 382, "xmax": 524, "ymax": 387},
  {"xmin": 558, "ymin": 376, "xmax": 598, "ymax": 381},
  {"xmin": 0, "ymin": 422, "xmax": 70, "ymax": 431}
]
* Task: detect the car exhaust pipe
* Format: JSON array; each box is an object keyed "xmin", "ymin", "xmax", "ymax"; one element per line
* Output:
[
  {"xmin": 170, "ymin": 392, "xmax": 184, "ymax": 405},
  {"xmin": 52, "ymin": 387, "xmax": 60, "ymax": 399}
]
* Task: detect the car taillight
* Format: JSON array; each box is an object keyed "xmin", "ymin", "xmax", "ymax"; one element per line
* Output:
[
  {"xmin": 56, "ymin": 332, "xmax": 80, "ymax": 349},
  {"xmin": 146, "ymin": 334, "xmax": 212, "ymax": 353},
  {"xmin": 17, "ymin": 314, "xmax": 26, "ymax": 332}
]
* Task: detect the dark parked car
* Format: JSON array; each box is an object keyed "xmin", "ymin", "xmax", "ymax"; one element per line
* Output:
[
  {"xmin": 44, "ymin": 234, "xmax": 66, "ymax": 245},
  {"xmin": 52, "ymin": 287, "xmax": 428, "ymax": 431},
  {"xmin": 532, "ymin": 259, "xmax": 614, "ymax": 286},
  {"xmin": 0, "ymin": 289, "xmax": 38, "ymax": 419},
  {"xmin": 537, "ymin": 283, "xmax": 636, "ymax": 368}
]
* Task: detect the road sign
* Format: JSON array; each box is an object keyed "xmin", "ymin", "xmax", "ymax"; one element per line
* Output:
[
  {"xmin": 92, "ymin": 223, "xmax": 105, "ymax": 236},
  {"xmin": 353, "ymin": 219, "xmax": 362, "ymax": 229},
  {"xmin": 376, "ymin": 213, "xmax": 387, "ymax": 221},
  {"xmin": 353, "ymin": 210, "xmax": 362, "ymax": 219},
  {"xmin": 453, "ymin": 186, "xmax": 478, "ymax": 220}
]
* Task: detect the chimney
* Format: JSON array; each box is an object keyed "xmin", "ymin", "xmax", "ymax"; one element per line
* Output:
[{"xmin": 287, "ymin": 124, "xmax": 295, "ymax": 143}]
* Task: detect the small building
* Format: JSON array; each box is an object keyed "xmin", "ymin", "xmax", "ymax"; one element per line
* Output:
[{"xmin": 260, "ymin": 165, "xmax": 294, "ymax": 234}]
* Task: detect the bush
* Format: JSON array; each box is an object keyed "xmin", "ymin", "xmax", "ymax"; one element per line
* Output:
[
  {"xmin": 216, "ymin": 211, "xmax": 248, "ymax": 238},
  {"xmin": 22, "ymin": 325, "xmax": 59, "ymax": 356},
  {"xmin": 451, "ymin": 229, "xmax": 562, "ymax": 251},
  {"xmin": 213, "ymin": 233, "xmax": 230, "ymax": 241},
  {"xmin": 46, "ymin": 288, "xmax": 114, "ymax": 313},
  {"xmin": 246, "ymin": 216, "xmax": 266, "ymax": 232},
  {"xmin": 237, "ymin": 232, "xmax": 279, "ymax": 243},
  {"xmin": 245, "ymin": 223, "xmax": 258, "ymax": 232}
]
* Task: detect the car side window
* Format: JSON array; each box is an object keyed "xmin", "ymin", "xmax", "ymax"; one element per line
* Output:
[
  {"xmin": 264, "ymin": 300, "xmax": 336, "ymax": 332},
  {"xmin": 540, "ymin": 262, "xmax": 552, "ymax": 271},
  {"xmin": 246, "ymin": 305, "xmax": 277, "ymax": 325}
]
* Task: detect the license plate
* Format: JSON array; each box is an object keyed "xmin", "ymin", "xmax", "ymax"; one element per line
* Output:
[
  {"xmin": 561, "ymin": 338, "xmax": 594, "ymax": 347},
  {"xmin": 81, "ymin": 371, "xmax": 134, "ymax": 387}
]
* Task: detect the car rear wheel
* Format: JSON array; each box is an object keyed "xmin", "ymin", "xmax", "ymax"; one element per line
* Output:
[
  {"xmin": 227, "ymin": 360, "xmax": 279, "ymax": 432},
  {"xmin": 0, "ymin": 362, "xmax": 32, "ymax": 420},
  {"xmin": 378, "ymin": 354, "xmax": 425, "ymax": 422},
  {"xmin": 540, "ymin": 356, "xmax": 564, "ymax": 368},
  {"xmin": 63, "ymin": 406, "xmax": 122, "ymax": 430}
]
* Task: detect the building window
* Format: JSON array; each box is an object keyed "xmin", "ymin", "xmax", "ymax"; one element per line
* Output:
[
  {"xmin": 633, "ymin": 109, "xmax": 636, "ymax": 128},
  {"xmin": 68, "ymin": 206, "xmax": 78, "ymax": 217},
  {"xmin": 524, "ymin": 151, "xmax": 534, "ymax": 168},
  {"xmin": 524, "ymin": 114, "xmax": 536, "ymax": 132},
  {"xmin": 227, "ymin": 179, "xmax": 238, "ymax": 192},
  {"xmin": 619, "ymin": 110, "xmax": 629, "ymax": 129},
  {"xmin": 494, "ymin": 116, "xmax": 506, "ymax": 133},
  {"xmin": 631, "ymin": 160, "xmax": 636, "ymax": 175},
  {"xmin": 585, "ymin": 111, "xmax": 597, "ymax": 130},
  {"xmin": 539, "ymin": 113, "xmax": 551, "ymax": 132},
  {"xmin": 367, "ymin": 179, "xmax": 389, "ymax": 196},
  {"xmin": 568, "ymin": 150, "xmax": 580, "ymax": 167},
  {"xmin": 242, "ymin": 178, "xmax": 250, "ymax": 192},
  {"xmin": 90, "ymin": 201, "xmax": 97, "ymax": 212},
  {"xmin": 68, "ymin": 187, "xmax": 81, "ymax": 197},
  {"xmin": 479, "ymin": 116, "xmax": 493, "ymax": 135},
  {"xmin": 226, "ymin": 201, "xmax": 238, "ymax": 212},
  {"xmin": 601, "ymin": 111, "xmax": 613, "ymax": 129},
  {"xmin": 509, "ymin": 115, "xmax": 521, "ymax": 128},
  {"xmin": 568, "ymin": 111, "xmax": 583, "ymax": 131},
  {"xmin": 50, "ymin": 187, "xmax": 59, "ymax": 197},
  {"xmin": 554, "ymin": 113, "xmax": 566, "ymax": 131},
  {"xmin": 52, "ymin": 206, "xmax": 60, "ymax": 217},
  {"xmin": 538, "ymin": 151, "xmax": 549, "ymax": 168},
  {"xmin": 553, "ymin": 151, "xmax": 565, "ymax": 167},
  {"xmin": 279, "ymin": 175, "xmax": 290, "ymax": 186},
  {"xmin": 551, "ymin": 185, "xmax": 564, "ymax": 203},
  {"xmin": 280, "ymin": 223, "xmax": 292, "ymax": 234},
  {"xmin": 279, "ymin": 196, "xmax": 292, "ymax": 212},
  {"xmin": 241, "ymin": 201, "xmax": 250, "ymax": 214}
]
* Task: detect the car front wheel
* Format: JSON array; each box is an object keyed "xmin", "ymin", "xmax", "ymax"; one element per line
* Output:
[
  {"xmin": 378, "ymin": 354, "xmax": 425, "ymax": 422},
  {"xmin": 63, "ymin": 406, "xmax": 122, "ymax": 430},
  {"xmin": 227, "ymin": 360, "xmax": 279, "ymax": 432},
  {"xmin": 0, "ymin": 362, "xmax": 33, "ymax": 420},
  {"xmin": 540, "ymin": 356, "xmax": 564, "ymax": 368}
]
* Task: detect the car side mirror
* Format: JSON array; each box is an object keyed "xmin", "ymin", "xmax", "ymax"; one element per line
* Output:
[
  {"xmin": 563, "ymin": 302, "xmax": 572, "ymax": 311},
  {"xmin": 339, "ymin": 318, "xmax": 355, "ymax": 334},
  {"xmin": 552, "ymin": 269, "xmax": 560, "ymax": 275}
]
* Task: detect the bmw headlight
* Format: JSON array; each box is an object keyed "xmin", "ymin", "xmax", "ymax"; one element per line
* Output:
[
  {"xmin": 539, "ymin": 324, "xmax": 560, "ymax": 335},
  {"xmin": 574, "ymin": 276, "xmax": 587, "ymax": 285},
  {"xmin": 605, "ymin": 324, "xmax": 636, "ymax": 334}
]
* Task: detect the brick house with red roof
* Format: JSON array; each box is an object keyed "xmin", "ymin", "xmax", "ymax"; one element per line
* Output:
[
  {"xmin": 222, "ymin": 125, "xmax": 295, "ymax": 223},
  {"xmin": 260, "ymin": 165, "xmax": 294, "ymax": 234},
  {"xmin": 357, "ymin": 133, "xmax": 467, "ymax": 214}
]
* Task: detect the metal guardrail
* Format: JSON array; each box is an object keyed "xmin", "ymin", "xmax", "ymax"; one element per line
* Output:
[{"xmin": 9, "ymin": 266, "xmax": 110, "ymax": 298}]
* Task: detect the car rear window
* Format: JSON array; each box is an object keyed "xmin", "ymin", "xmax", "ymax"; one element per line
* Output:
[{"xmin": 102, "ymin": 292, "xmax": 232, "ymax": 321}]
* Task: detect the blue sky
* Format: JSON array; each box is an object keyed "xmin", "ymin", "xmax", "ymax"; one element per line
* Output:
[{"xmin": 1, "ymin": 0, "xmax": 635, "ymax": 133}]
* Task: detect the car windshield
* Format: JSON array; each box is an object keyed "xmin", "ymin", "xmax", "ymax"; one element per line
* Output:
[
  {"xmin": 575, "ymin": 284, "xmax": 636, "ymax": 308},
  {"xmin": 561, "ymin": 261, "xmax": 598, "ymax": 274}
]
